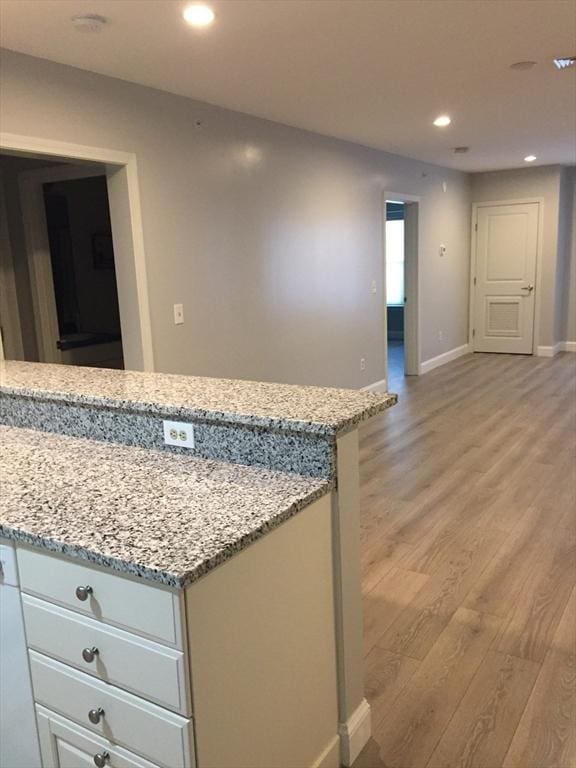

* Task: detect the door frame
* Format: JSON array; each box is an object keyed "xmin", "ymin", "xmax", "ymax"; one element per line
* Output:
[
  {"xmin": 0, "ymin": 132, "xmax": 154, "ymax": 371},
  {"xmin": 383, "ymin": 191, "xmax": 420, "ymax": 379},
  {"xmin": 0, "ymin": 167, "xmax": 25, "ymax": 361},
  {"xmin": 469, "ymin": 198, "xmax": 544, "ymax": 356}
]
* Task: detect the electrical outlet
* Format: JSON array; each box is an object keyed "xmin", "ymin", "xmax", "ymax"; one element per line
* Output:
[
  {"xmin": 360, "ymin": 358, "xmax": 366, "ymax": 371},
  {"xmin": 163, "ymin": 420, "xmax": 195, "ymax": 449},
  {"xmin": 438, "ymin": 330, "xmax": 443, "ymax": 341},
  {"xmin": 371, "ymin": 280, "xmax": 377, "ymax": 294}
]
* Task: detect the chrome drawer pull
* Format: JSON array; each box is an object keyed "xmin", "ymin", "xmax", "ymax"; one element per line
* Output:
[
  {"xmin": 76, "ymin": 585, "xmax": 93, "ymax": 601},
  {"xmin": 93, "ymin": 752, "xmax": 110, "ymax": 767},
  {"xmin": 88, "ymin": 707, "xmax": 105, "ymax": 724},
  {"xmin": 82, "ymin": 646, "xmax": 99, "ymax": 663}
]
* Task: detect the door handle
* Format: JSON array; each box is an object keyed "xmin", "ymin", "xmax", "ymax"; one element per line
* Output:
[{"xmin": 521, "ymin": 284, "xmax": 534, "ymax": 293}]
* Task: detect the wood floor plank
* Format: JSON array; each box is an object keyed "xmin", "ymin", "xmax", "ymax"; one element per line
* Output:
[
  {"xmin": 363, "ymin": 567, "xmax": 429, "ymax": 656},
  {"xmin": 503, "ymin": 588, "xmax": 576, "ymax": 768},
  {"xmin": 364, "ymin": 648, "xmax": 420, "ymax": 729},
  {"xmin": 361, "ymin": 537, "xmax": 415, "ymax": 595},
  {"xmin": 376, "ymin": 608, "xmax": 501, "ymax": 768},
  {"xmin": 356, "ymin": 352, "xmax": 576, "ymax": 768},
  {"xmin": 464, "ymin": 507, "xmax": 554, "ymax": 618},
  {"xmin": 426, "ymin": 651, "xmax": 540, "ymax": 768},
  {"xmin": 495, "ymin": 529, "xmax": 576, "ymax": 662},
  {"xmin": 377, "ymin": 527, "xmax": 503, "ymax": 659}
]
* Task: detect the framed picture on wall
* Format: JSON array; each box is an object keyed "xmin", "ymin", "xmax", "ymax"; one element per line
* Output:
[{"xmin": 92, "ymin": 232, "xmax": 115, "ymax": 270}]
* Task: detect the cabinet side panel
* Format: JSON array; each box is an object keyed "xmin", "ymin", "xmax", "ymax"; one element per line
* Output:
[{"xmin": 186, "ymin": 494, "xmax": 338, "ymax": 768}]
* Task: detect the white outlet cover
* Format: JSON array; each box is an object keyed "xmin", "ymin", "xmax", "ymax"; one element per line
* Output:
[
  {"xmin": 163, "ymin": 420, "xmax": 195, "ymax": 449},
  {"xmin": 173, "ymin": 303, "xmax": 184, "ymax": 325}
]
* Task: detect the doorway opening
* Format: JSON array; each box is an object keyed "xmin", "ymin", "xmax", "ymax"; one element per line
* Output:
[
  {"xmin": 385, "ymin": 196, "xmax": 419, "ymax": 385},
  {"xmin": 43, "ymin": 174, "xmax": 124, "ymax": 368},
  {"xmin": 385, "ymin": 201, "xmax": 405, "ymax": 382},
  {"xmin": 0, "ymin": 133, "xmax": 154, "ymax": 371}
]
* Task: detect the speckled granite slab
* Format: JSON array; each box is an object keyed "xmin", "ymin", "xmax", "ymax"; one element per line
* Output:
[
  {"xmin": 0, "ymin": 426, "xmax": 330, "ymax": 588},
  {"xmin": 0, "ymin": 396, "xmax": 333, "ymax": 478},
  {"xmin": 0, "ymin": 361, "xmax": 396, "ymax": 437}
]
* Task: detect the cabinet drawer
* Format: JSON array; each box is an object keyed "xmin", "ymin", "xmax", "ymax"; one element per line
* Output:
[
  {"xmin": 17, "ymin": 548, "xmax": 183, "ymax": 648},
  {"xmin": 37, "ymin": 705, "xmax": 161, "ymax": 768},
  {"xmin": 23, "ymin": 596, "xmax": 190, "ymax": 716},
  {"xmin": 29, "ymin": 652, "xmax": 194, "ymax": 768}
]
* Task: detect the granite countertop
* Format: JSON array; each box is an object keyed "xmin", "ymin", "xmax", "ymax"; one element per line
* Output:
[
  {"xmin": 0, "ymin": 361, "xmax": 396, "ymax": 437},
  {"xmin": 0, "ymin": 425, "xmax": 330, "ymax": 588}
]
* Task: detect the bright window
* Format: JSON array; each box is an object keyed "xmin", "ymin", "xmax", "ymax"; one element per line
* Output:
[{"xmin": 386, "ymin": 219, "xmax": 404, "ymax": 306}]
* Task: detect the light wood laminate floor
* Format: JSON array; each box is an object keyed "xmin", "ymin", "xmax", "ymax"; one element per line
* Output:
[{"xmin": 354, "ymin": 351, "xmax": 576, "ymax": 768}]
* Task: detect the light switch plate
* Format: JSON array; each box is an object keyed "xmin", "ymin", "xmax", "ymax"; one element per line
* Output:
[
  {"xmin": 173, "ymin": 303, "xmax": 184, "ymax": 325},
  {"xmin": 163, "ymin": 420, "xmax": 195, "ymax": 449}
]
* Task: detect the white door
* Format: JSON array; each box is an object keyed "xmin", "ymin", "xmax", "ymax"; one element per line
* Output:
[{"xmin": 472, "ymin": 202, "xmax": 539, "ymax": 354}]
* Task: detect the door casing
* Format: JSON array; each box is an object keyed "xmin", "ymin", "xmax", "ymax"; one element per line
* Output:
[{"xmin": 0, "ymin": 132, "xmax": 154, "ymax": 371}]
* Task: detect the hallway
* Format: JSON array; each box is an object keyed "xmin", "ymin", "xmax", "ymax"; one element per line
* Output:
[{"xmin": 356, "ymin": 351, "xmax": 576, "ymax": 768}]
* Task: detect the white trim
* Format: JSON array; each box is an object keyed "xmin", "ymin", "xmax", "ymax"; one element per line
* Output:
[
  {"xmin": 311, "ymin": 735, "xmax": 340, "ymax": 768},
  {"xmin": 537, "ymin": 344, "xmax": 560, "ymax": 357},
  {"xmin": 560, "ymin": 341, "xmax": 576, "ymax": 352},
  {"xmin": 469, "ymin": 198, "xmax": 544, "ymax": 355},
  {"xmin": 361, "ymin": 378, "xmax": 387, "ymax": 393},
  {"xmin": 0, "ymin": 132, "xmax": 154, "ymax": 371},
  {"xmin": 420, "ymin": 343, "xmax": 470, "ymax": 374},
  {"xmin": 338, "ymin": 698, "xmax": 371, "ymax": 767}
]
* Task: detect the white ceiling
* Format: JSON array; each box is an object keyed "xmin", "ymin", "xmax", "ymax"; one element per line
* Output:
[{"xmin": 1, "ymin": 0, "xmax": 575, "ymax": 172}]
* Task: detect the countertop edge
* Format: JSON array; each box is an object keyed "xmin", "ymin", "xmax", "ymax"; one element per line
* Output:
[
  {"xmin": 0, "ymin": 483, "xmax": 332, "ymax": 589},
  {"xmin": 0, "ymin": 386, "xmax": 398, "ymax": 437}
]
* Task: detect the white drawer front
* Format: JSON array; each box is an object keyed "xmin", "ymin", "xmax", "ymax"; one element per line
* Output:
[
  {"xmin": 37, "ymin": 705, "xmax": 161, "ymax": 768},
  {"xmin": 23, "ymin": 596, "xmax": 190, "ymax": 716},
  {"xmin": 29, "ymin": 652, "xmax": 194, "ymax": 768},
  {"xmin": 17, "ymin": 548, "xmax": 183, "ymax": 648}
]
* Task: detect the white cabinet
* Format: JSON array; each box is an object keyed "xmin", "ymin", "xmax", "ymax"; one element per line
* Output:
[
  {"xmin": 17, "ymin": 547, "xmax": 195, "ymax": 768},
  {"xmin": 0, "ymin": 541, "xmax": 41, "ymax": 768},
  {"xmin": 36, "ymin": 706, "xmax": 160, "ymax": 768},
  {"xmin": 22, "ymin": 595, "xmax": 190, "ymax": 715},
  {"xmin": 17, "ymin": 548, "xmax": 184, "ymax": 648},
  {"xmin": 29, "ymin": 652, "xmax": 194, "ymax": 768}
]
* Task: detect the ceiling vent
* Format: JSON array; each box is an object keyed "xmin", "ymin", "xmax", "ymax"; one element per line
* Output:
[
  {"xmin": 554, "ymin": 57, "xmax": 576, "ymax": 70},
  {"xmin": 453, "ymin": 146, "xmax": 470, "ymax": 154}
]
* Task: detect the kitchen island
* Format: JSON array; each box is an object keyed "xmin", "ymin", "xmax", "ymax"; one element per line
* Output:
[{"xmin": 0, "ymin": 361, "xmax": 396, "ymax": 768}]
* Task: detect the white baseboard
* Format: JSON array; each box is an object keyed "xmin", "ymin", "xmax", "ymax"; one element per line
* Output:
[
  {"xmin": 537, "ymin": 344, "xmax": 560, "ymax": 357},
  {"xmin": 419, "ymin": 343, "xmax": 470, "ymax": 375},
  {"xmin": 537, "ymin": 342, "xmax": 576, "ymax": 356},
  {"xmin": 361, "ymin": 378, "xmax": 387, "ymax": 393},
  {"xmin": 339, "ymin": 698, "xmax": 371, "ymax": 767},
  {"xmin": 311, "ymin": 735, "xmax": 340, "ymax": 768}
]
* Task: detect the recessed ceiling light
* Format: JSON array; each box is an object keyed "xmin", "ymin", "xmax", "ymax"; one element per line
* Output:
[
  {"xmin": 433, "ymin": 115, "xmax": 451, "ymax": 127},
  {"xmin": 510, "ymin": 61, "xmax": 537, "ymax": 71},
  {"xmin": 182, "ymin": 4, "xmax": 215, "ymax": 28},
  {"xmin": 554, "ymin": 57, "xmax": 576, "ymax": 70},
  {"xmin": 71, "ymin": 14, "xmax": 107, "ymax": 32},
  {"xmin": 524, "ymin": 155, "xmax": 537, "ymax": 162}
]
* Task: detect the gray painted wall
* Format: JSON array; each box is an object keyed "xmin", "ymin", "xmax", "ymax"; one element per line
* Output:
[
  {"xmin": 559, "ymin": 167, "xmax": 576, "ymax": 344},
  {"xmin": 0, "ymin": 49, "xmax": 471, "ymax": 388}
]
